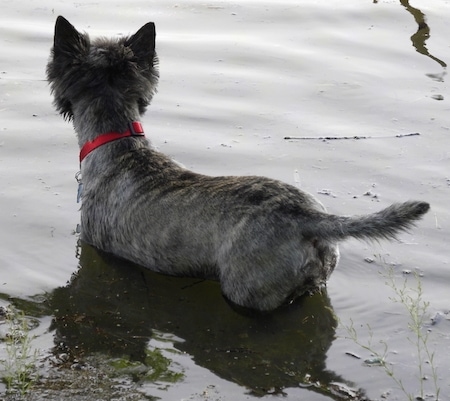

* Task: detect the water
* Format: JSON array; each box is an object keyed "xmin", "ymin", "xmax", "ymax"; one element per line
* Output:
[{"xmin": 1, "ymin": 1, "xmax": 449, "ymax": 400}]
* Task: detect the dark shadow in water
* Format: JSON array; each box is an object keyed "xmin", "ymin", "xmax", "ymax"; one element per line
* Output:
[
  {"xmin": 42, "ymin": 241, "xmax": 367, "ymax": 400},
  {"xmin": 399, "ymin": 0, "xmax": 447, "ymax": 69}
]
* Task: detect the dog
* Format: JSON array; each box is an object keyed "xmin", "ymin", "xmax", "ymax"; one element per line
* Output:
[{"xmin": 47, "ymin": 16, "xmax": 430, "ymax": 312}]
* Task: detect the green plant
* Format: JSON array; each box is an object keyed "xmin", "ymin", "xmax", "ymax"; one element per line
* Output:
[
  {"xmin": 0, "ymin": 306, "xmax": 39, "ymax": 395},
  {"xmin": 340, "ymin": 266, "xmax": 440, "ymax": 401},
  {"xmin": 108, "ymin": 347, "xmax": 184, "ymax": 384}
]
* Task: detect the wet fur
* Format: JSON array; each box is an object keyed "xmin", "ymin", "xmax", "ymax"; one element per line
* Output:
[{"xmin": 47, "ymin": 17, "xmax": 430, "ymax": 311}]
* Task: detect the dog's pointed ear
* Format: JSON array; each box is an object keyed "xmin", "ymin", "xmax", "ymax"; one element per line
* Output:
[
  {"xmin": 53, "ymin": 16, "xmax": 89, "ymax": 56},
  {"xmin": 125, "ymin": 22, "xmax": 156, "ymax": 64}
]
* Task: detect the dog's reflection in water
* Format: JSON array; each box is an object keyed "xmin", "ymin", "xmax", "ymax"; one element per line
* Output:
[{"xmin": 49, "ymin": 241, "xmax": 365, "ymax": 398}]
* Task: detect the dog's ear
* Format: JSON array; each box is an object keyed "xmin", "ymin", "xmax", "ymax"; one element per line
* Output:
[
  {"xmin": 53, "ymin": 16, "xmax": 89, "ymax": 56},
  {"xmin": 125, "ymin": 22, "xmax": 156, "ymax": 65}
]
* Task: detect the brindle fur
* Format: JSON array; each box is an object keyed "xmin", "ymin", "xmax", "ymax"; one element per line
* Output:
[{"xmin": 47, "ymin": 16, "xmax": 430, "ymax": 311}]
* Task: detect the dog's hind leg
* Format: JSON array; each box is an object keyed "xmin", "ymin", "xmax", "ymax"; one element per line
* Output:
[{"xmin": 217, "ymin": 237, "xmax": 337, "ymax": 311}]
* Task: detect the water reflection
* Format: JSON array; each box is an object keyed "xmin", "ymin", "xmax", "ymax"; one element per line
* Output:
[
  {"xmin": 399, "ymin": 0, "xmax": 447, "ymax": 69},
  {"xmin": 48, "ymin": 241, "xmax": 366, "ymax": 400}
]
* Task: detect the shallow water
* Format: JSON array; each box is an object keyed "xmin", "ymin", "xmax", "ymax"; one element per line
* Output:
[{"xmin": 1, "ymin": 1, "xmax": 449, "ymax": 400}]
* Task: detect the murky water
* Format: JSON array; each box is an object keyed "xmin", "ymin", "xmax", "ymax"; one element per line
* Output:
[{"xmin": 1, "ymin": 1, "xmax": 449, "ymax": 400}]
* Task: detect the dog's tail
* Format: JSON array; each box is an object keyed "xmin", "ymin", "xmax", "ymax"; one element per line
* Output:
[{"xmin": 306, "ymin": 201, "xmax": 429, "ymax": 242}]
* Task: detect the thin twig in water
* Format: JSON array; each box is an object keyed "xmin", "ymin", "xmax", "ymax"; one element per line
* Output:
[{"xmin": 284, "ymin": 133, "xmax": 420, "ymax": 140}]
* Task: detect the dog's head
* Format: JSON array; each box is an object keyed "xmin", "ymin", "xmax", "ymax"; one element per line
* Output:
[{"xmin": 47, "ymin": 16, "xmax": 159, "ymax": 121}]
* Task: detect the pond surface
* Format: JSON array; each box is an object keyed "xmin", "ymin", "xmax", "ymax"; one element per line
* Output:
[{"xmin": 0, "ymin": 1, "xmax": 449, "ymax": 400}]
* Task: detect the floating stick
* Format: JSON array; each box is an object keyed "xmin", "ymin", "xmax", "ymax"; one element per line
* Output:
[{"xmin": 284, "ymin": 133, "xmax": 420, "ymax": 140}]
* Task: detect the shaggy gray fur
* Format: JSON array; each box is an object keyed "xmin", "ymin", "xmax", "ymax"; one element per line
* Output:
[{"xmin": 47, "ymin": 16, "xmax": 430, "ymax": 311}]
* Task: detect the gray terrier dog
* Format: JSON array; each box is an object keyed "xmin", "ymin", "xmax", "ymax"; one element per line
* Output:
[{"xmin": 47, "ymin": 16, "xmax": 429, "ymax": 312}]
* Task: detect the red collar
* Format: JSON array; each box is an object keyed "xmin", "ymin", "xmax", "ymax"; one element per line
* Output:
[{"xmin": 79, "ymin": 121, "xmax": 145, "ymax": 163}]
